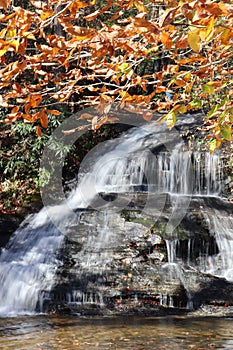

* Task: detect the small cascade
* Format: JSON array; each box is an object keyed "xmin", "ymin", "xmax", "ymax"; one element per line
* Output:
[
  {"xmin": 0, "ymin": 208, "xmax": 63, "ymax": 315},
  {"xmin": 92, "ymin": 149, "xmax": 222, "ymax": 196},
  {"xmin": 0, "ymin": 205, "xmax": 81, "ymax": 316}
]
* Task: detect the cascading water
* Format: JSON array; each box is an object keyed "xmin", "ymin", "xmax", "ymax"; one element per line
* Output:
[{"xmin": 0, "ymin": 118, "xmax": 232, "ymax": 315}]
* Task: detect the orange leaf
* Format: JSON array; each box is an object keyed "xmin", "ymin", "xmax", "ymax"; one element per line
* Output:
[
  {"xmin": 40, "ymin": 111, "xmax": 48, "ymax": 128},
  {"xmin": 188, "ymin": 31, "xmax": 201, "ymax": 52},
  {"xmin": 31, "ymin": 94, "xmax": 42, "ymax": 108},
  {"xmin": 47, "ymin": 109, "xmax": 61, "ymax": 115},
  {"xmin": 36, "ymin": 125, "xmax": 42, "ymax": 137},
  {"xmin": 155, "ymin": 86, "xmax": 166, "ymax": 93},
  {"xmin": 25, "ymin": 103, "xmax": 31, "ymax": 113},
  {"xmin": 160, "ymin": 31, "xmax": 172, "ymax": 50}
]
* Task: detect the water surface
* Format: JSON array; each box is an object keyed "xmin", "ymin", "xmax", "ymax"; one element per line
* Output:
[{"xmin": 0, "ymin": 315, "xmax": 233, "ymax": 349}]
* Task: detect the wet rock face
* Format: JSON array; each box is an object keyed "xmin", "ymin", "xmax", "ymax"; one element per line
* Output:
[
  {"xmin": 45, "ymin": 194, "xmax": 233, "ymax": 315},
  {"xmin": 0, "ymin": 214, "xmax": 24, "ymax": 249}
]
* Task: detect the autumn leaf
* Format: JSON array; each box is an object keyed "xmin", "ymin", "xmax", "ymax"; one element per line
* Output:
[
  {"xmin": 134, "ymin": 0, "xmax": 148, "ymax": 13},
  {"xmin": 209, "ymin": 139, "xmax": 221, "ymax": 152},
  {"xmin": 159, "ymin": 7, "xmax": 178, "ymax": 27},
  {"xmin": 202, "ymin": 84, "xmax": 215, "ymax": 94},
  {"xmin": 160, "ymin": 31, "xmax": 172, "ymax": 50},
  {"xmin": 40, "ymin": 10, "xmax": 55, "ymax": 21},
  {"xmin": 0, "ymin": 47, "xmax": 9, "ymax": 57},
  {"xmin": 0, "ymin": 0, "xmax": 8, "ymax": 10},
  {"xmin": 221, "ymin": 125, "xmax": 232, "ymax": 141},
  {"xmin": 62, "ymin": 128, "xmax": 77, "ymax": 135},
  {"xmin": 0, "ymin": 0, "xmax": 231, "ymax": 147},
  {"xmin": 84, "ymin": 10, "xmax": 100, "ymax": 21},
  {"xmin": 142, "ymin": 110, "xmax": 153, "ymax": 121},
  {"xmin": 39, "ymin": 110, "xmax": 48, "ymax": 128},
  {"xmin": 6, "ymin": 29, "xmax": 17, "ymax": 40},
  {"xmin": 199, "ymin": 16, "xmax": 215, "ymax": 41},
  {"xmin": 166, "ymin": 111, "xmax": 177, "ymax": 129},
  {"xmin": 188, "ymin": 31, "xmax": 201, "ymax": 52},
  {"xmin": 47, "ymin": 109, "xmax": 61, "ymax": 115},
  {"xmin": 31, "ymin": 94, "xmax": 42, "ymax": 108},
  {"xmin": 36, "ymin": 125, "xmax": 42, "ymax": 137}
]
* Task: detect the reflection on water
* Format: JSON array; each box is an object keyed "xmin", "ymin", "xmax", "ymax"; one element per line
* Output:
[{"xmin": 0, "ymin": 316, "xmax": 233, "ymax": 349}]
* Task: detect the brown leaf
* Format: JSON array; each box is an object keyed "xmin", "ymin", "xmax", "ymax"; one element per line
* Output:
[
  {"xmin": 78, "ymin": 113, "xmax": 93, "ymax": 120},
  {"xmin": 142, "ymin": 111, "xmax": 153, "ymax": 122},
  {"xmin": 0, "ymin": 0, "xmax": 8, "ymax": 10},
  {"xmin": 159, "ymin": 7, "xmax": 178, "ymax": 27}
]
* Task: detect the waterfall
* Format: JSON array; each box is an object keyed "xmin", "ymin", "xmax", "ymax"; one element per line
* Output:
[
  {"xmin": 199, "ymin": 211, "xmax": 233, "ymax": 281},
  {"xmin": 0, "ymin": 120, "xmax": 231, "ymax": 315}
]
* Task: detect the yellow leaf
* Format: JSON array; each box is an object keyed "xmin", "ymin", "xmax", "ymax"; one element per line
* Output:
[
  {"xmin": 188, "ymin": 31, "xmax": 201, "ymax": 52},
  {"xmin": 0, "ymin": 47, "xmax": 8, "ymax": 57},
  {"xmin": 40, "ymin": 10, "xmax": 55, "ymax": 21},
  {"xmin": 166, "ymin": 111, "xmax": 177, "ymax": 130},
  {"xmin": 6, "ymin": 29, "xmax": 17, "ymax": 40},
  {"xmin": 221, "ymin": 28, "xmax": 231, "ymax": 44},
  {"xmin": 134, "ymin": 0, "xmax": 148, "ymax": 13},
  {"xmin": 199, "ymin": 16, "xmax": 215, "ymax": 41},
  {"xmin": 10, "ymin": 39, "xmax": 20, "ymax": 52},
  {"xmin": 221, "ymin": 125, "xmax": 232, "ymax": 141},
  {"xmin": 22, "ymin": 32, "xmax": 36, "ymax": 40}
]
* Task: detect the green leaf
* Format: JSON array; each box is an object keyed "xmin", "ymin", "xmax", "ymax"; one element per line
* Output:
[
  {"xmin": 221, "ymin": 125, "xmax": 232, "ymax": 141},
  {"xmin": 202, "ymin": 84, "xmax": 214, "ymax": 94},
  {"xmin": 189, "ymin": 98, "xmax": 202, "ymax": 109},
  {"xmin": 218, "ymin": 110, "xmax": 227, "ymax": 123},
  {"xmin": 207, "ymin": 104, "xmax": 219, "ymax": 119},
  {"xmin": 209, "ymin": 139, "xmax": 218, "ymax": 152}
]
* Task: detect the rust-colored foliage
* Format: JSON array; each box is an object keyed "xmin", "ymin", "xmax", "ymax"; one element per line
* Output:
[{"xmin": 0, "ymin": 0, "xmax": 232, "ymax": 149}]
